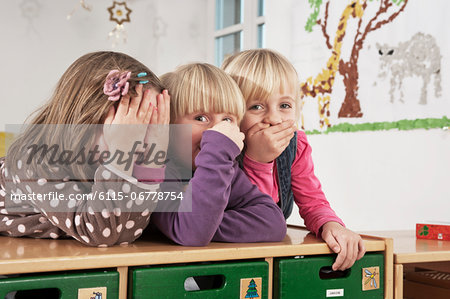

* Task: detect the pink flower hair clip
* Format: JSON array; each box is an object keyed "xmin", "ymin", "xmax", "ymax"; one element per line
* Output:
[{"xmin": 103, "ymin": 70, "xmax": 131, "ymax": 101}]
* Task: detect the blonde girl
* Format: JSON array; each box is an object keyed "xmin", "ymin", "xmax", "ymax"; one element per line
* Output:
[
  {"xmin": 0, "ymin": 51, "xmax": 170, "ymax": 247},
  {"xmin": 132, "ymin": 63, "xmax": 287, "ymax": 245},
  {"xmin": 222, "ymin": 49, "xmax": 365, "ymax": 270}
]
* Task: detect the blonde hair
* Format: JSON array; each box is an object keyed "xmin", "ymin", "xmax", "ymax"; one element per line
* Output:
[
  {"xmin": 222, "ymin": 49, "xmax": 301, "ymax": 119},
  {"xmin": 6, "ymin": 51, "xmax": 163, "ymax": 185},
  {"xmin": 161, "ymin": 63, "xmax": 245, "ymax": 123}
]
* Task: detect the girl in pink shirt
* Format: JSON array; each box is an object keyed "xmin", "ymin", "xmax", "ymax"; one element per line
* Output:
[{"xmin": 222, "ymin": 49, "xmax": 365, "ymax": 271}]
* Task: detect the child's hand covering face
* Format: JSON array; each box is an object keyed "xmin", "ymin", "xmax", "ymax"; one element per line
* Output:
[
  {"xmin": 142, "ymin": 89, "xmax": 170, "ymax": 160},
  {"xmin": 240, "ymin": 92, "xmax": 297, "ymax": 163},
  {"xmin": 244, "ymin": 120, "xmax": 296, "ymax": 163},
  {"xmin": 102, "ymin": 84, "xmax": 158, "ymax": 153},
  {"xmin": 208, "ymin": 121, "xmax": 245, "ymax": 151},
  {"xmin": 173, "ymin": 112, "xmax": 242, "ymax": 170}
]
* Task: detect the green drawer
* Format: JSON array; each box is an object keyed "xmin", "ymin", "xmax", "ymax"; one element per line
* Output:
[
  {"xmin": 130, "ymin": 261, "xmax": 268, "ymax": 298},
  {"xmin": 274, "ymin": 253, "xmax": 384, "ymax": 299},
  {"xmin": 0, "ymin": 270, "xmax": 119, "ymax": 299}
]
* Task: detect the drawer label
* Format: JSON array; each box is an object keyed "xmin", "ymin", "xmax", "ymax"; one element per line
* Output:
[
  {"xmin": 240, "ymin": 277, "xmax": 262, "ymax": 299},
  {"xmin": 78, "ymin": 287, "xmax": 107, "ymax": 299},
  {"xmin": 326, "ymin": 288, "xmax": 344, "ymax": 297},
  {"xmin": 362, "ymin": 266, "xmax": 380, "ymax": 291}
]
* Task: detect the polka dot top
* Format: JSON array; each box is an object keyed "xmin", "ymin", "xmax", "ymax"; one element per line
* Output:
[{"xmin": 0, "ymin": 157, "xmax": 159, "ymax": 247}]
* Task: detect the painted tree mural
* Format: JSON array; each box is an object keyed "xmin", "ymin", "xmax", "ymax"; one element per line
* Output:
[{"xmin": 302, "ymin": 0, "xmax": 409, "ymax": 128}]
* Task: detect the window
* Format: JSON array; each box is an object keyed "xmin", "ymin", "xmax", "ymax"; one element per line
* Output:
[
  {"xmin": 210, "ymin": 0, "xmax": 266, "ymax": 66},
  {"xmin": 257, "ymin": 0, "xmax": 265, "ymax": 48}
]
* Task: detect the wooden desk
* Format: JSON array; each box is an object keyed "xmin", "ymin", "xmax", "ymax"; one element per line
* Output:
[
  {"xmin": 362, "ymin": 230, "xmax": 450, "ymax": 299},
  {"xmin": 0, "ymin": 226, "xmax": 390, "ymax": 299}
]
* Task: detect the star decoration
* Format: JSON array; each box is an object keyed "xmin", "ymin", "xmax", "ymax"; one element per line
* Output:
[{"xmin": 107, "ymin": 1, "xmax": 132, "ymax": 25}]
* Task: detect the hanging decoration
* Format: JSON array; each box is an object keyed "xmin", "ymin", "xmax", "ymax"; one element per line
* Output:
[
  {"xmin": 20, "ymin": 0, "xmax": 41, "ymax": 36},
  {"xmin": 67, "ymin": 0, "xmax": 92, "ymax": 20},
  {"xmin": 107, "ymin": 1, "xmax": 132, "ymax": 47},
  {"xmin": 153, "ymin": 16, "xmax": 168, "ymax": 39}
]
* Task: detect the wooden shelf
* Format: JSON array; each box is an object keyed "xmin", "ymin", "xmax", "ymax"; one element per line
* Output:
[
  {"xmin": 0, "ymin": 226, "xmax": 386, "ymax": 275},
  {"xmin": 360, "ymin": 230, "xmax": 450, "ymax": 263}
]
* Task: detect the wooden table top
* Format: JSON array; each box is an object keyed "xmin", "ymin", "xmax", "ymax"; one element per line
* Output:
[
  {"xmin": 0, "ymin": 226, "xmax": 386, "ymax": 275},
  {"xmin": 360, "ymin": 230, "xmax": 450, "ymax": 264}
]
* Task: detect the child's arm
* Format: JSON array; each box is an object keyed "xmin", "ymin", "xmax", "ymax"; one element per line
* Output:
[
  {"xmin": 242, "ymin": 128, "xmax": 344, "ymax": 233},
  {"xmin": 242, "ymin": 128, "xmax": 364, "ymax": 269},
  {"xmin": 151, "ymin": 127, "xmax": 285, "ymax": 246},
  {"xmin": 0, "ymin": 156, "xmax": 158, "ymax": 247},
  {"xmin": 151, "ymin": 116, "xmax": 280, "ymax": 246},
  {"xmin": 320, "ymin": 221, "xmax": 365, "ymax": 271},
  {"xmin": 242, "ymin": 154, "xmax": 277, "ymax": 199},
  {"xmin": 290, "ymin": 131, "xmax": 345, "ymax": 234},
  {"xmin": 150, "ymin": 129, "xmax": 240, "ymax": 246},
  {"xmin": 292, "ymin": 131, "xmax": 365, "ymax": 270},
  {"xmin": 212, "ymin": 166, "xmax": 287, "ymax": 243},
  {"xmin": 138, "ymin": 89, "xmax": 170, "ymax": 170},
  {"xmin": 241, "ymin": 120, "xmax": 296, "ymax": 202},
  {"xmin": 0, "ymin": 87, "xmax": 167, "ymax": 247},
  {"xmin": 102, "ymin": 85, "xmax": 155, "ymax": 175}
]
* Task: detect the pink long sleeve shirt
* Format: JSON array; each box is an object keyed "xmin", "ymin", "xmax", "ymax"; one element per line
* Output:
[{"xmin": 243, "ymin": 130, "xmax": 344, "ymax": 236}]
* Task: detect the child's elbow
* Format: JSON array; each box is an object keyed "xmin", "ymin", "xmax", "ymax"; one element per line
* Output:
[
  {"xmin": 73, "ymin": 234, "xmax": 119, "ymax": 247},
  {"xmin": 181, "ymin": 240, "xmax": 210, "ymax": 247},
  {"xmin": 266, "ymin": 210, "xmax": 287, "ymax": 242},
  {"xmin": 73, "ymin": 228, "xmax": 140, "ymax": 247},
  {"xmin": 272, "ymin": 222, "xmax": 287, "ymax": 241},
  {"xmin": 250, "ymin": 222, "xmax": 286, "ymax": 243},
  {"xmin": 176, "ymin": 239, "xmax": 211, "ymax": 247},
  {"xmin": 249, "ymin": 215, "xmax": 287, "ymax": 242},
  {"xmin": 174, "ymin": 235, "xmax": 213, "ymax": 247},
  {"xmin": 269, "ymin": 206, "xmax": 287, "ymax": 242}
]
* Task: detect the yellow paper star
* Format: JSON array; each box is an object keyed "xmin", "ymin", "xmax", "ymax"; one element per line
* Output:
[{"xmin": 107, "ymin": 1, "xmax": 132, "ymax": 25}]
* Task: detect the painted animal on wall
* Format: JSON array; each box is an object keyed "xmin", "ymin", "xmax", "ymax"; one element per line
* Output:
[
  {"xmin": 376, "ymin": 32, "xmax": 442, "ymax": 104},
  {"xmin": 302, "ymin": 0, "xmax": 409, "ymax": 129}
]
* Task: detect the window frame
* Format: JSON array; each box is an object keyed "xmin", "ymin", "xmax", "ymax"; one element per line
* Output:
[{"xmin": 207, "ymin": 0, "xmax": 265, "ymax": 66}]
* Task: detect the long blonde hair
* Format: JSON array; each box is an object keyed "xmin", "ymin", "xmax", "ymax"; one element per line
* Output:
[
  {"xmin": 6, "ymin": 51, "xmax": 163, "ymax": 185},
  {"xmin": 161, "ymin": 63, "xmax": 245, "ymax": 123}
]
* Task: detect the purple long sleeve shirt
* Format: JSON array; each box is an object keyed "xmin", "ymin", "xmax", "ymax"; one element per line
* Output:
[{"xmin": 137, "ymin": 130, "xmax": 287, "ymax": 246}]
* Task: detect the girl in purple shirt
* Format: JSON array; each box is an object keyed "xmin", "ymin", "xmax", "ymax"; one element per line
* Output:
[{"xmin": 142, "ymin": 63, "xmax": 287, "ymax": 246}]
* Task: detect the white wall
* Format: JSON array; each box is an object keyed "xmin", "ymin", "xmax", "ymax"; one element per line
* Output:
[
  {"xmin": 266, "ymin": 0, "xmax": 450, "ymax": 231},
  {"xmin": 0, "ymin": 0, "xmax": 207, "ymax": 130},
  {"xmin": 288, "ymin": 130, "xmax": 450, "ymax": 231}
]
